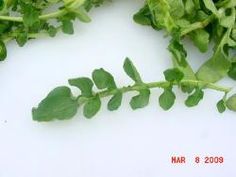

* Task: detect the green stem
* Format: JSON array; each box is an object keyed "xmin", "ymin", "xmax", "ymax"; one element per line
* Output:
[
  {"xmin": 39, "ymin": 9, "xmax": 67, "ymax": 20},
  {"xmin": 0, "ymin": 16, "xmax": 22, "ymax": 22},
  {"xmin": 0, "ymin": 0, "xmax": 86, "ymax": 22},
  {"xmin": 180, "ymin": 15, "xmax": 215, "ymax": 36},
  {"xmin": 77, "ymin": 79, "xmax": 232, "ymax": 105},
  {"xmin": 2, "ymin": 26, "xmax": 61, "ymax": 43},
  {"xmin": 0, "ymin": 8, "xmax": 67, "ymax": 22}
]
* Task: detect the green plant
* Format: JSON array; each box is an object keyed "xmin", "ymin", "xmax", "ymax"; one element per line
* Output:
[
  {"xmin": 134, "ymin": 0, "xmax": 236, "ymax": 83},
  {"xmin": 32, "ymin": 58, "xmax": 235, "ymax": 121},
  {"xmin": 0, "ymin": 0, "xmax": 236, "ymax": 121},
  {"xmin": 0, "ymin": 0, "xmax": 105, "ymax": 60}
]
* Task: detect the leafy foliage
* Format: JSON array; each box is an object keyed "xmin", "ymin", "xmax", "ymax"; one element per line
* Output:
[
  {"xmin": 107, "ymin": 91, "xmax": 122, "ymax": 111},
  {"xmin": 0, "ymin": 0, "xmax": 108, "ymax": 61},
  {"xmin": 130, "ymin": 89, "xmax": 150, "ymax": 110},
  {"xmin": 159, "ymin": 87, "xmax": 176, "ymax": 111},
  {"xmin": 134, "ymin": 0, "xmax": 236, "ymax": 83},
  {"xmin": 0, "ymin": 0, "xmax": 235, "ymax": 120},
  {"xmin": 217, "ymin": 99, "xmax": 226, "ymax": 113},
  {"xmin": 185, "ymin": 88, "xmax": 204, "ymax": 107},
  {"xmin": 226, "ymin": 94, "xmax": 236, "ymax": 111},
  {"xmin": 32, "ymin": 87, "xmax": 78, "ymax": 121}
]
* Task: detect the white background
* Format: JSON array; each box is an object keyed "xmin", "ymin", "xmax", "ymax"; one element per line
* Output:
[{"xmin": 0, "ymin": 0, "xmax": 236, "ymax": 176}]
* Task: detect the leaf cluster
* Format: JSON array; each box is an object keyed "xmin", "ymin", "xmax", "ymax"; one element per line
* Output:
[
  {"xmin": 134, "ymin": 0, "xmax": 236, "ymax": 83},
  {"xmin": 0, "ymin": 0, "xmax": 106, "ymax": 60},
  {"xmin": 0, "ymin": 0, "xmax": 236, "ymax": 120}
]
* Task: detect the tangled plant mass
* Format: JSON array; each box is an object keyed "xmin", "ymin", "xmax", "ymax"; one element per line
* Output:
[{"xmin": 0, "ymin": 0, "xmax": 236, "ymax": 121}]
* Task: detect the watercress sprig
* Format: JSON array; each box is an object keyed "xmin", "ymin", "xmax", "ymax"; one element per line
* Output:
[
  {"xmin": 134, "ymin": 0, "xmax": 236, "ymax": 83},
  {"xmin": 32, "ymin": 58, "xmax": 235, "ymax": 122},
  {"xmin": 0, "ymin": 0, "xmax": 106, "ymax": 60}
]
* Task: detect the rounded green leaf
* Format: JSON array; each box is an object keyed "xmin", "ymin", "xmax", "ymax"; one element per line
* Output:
[
  {"xmin": 185, "ymin": 88, "xmax": 204, "ymax": 107},
  {"xmin": 48, "ymin": 26, "xmax": 57, "ymax": 37},
  {"xmin": 16, "ymin": 32, "xmax": 28, "ymax": 47},
  {"xmin": 62, "ymin": 19, "xmax": 74, "ymax": 34},
  {"xmin": 83, "ymin": 95, "xmax": 101, "ymax": 118},
  {"xmin": 32, "ymin": 87, "xmax": 78, "ymax": 122},
  {"xmin": 130, "ymin": 89, "xmax": 150, "ymax": 110},
  {"xmin": 181, "ymin": 84, "xmax": 194, "ymax": 93},
  {"xmin": 159, "ymin": 88, "xmax": 176, "ymax": 111},
  {"xmin": 69, "ymin": 77, "xmax": 94, "ymax": 97},
  {"xmin": 22, "ymin": 3, "xmax": 40, "ymax": 27},
  {"xmin": 228, "ymin": 62, "xmax": 236, "ymax": 80},
  {"xmin": 92, "ymin": 68, "xmax": 116, "ymax": 90},
  {"xmin": 0, "ymin": 40, "xmax": 7, "ymax": 61},
  {"xmin": 217, "ymin": 99, "xmax": 226, "ymax": 113},
  {"xmin": 123, "ymin": 58, "xmax": 142, "ymax": 83},
  {"xmin": 164, "ymin": 68, "xmax": 184, "ymax": 82},
  {"xmin": 108, "ymin": 92, "xmax": 122, "ymax": 111},
  {"xmin": 226, "ymin": 94, "xmax": 236, "ymax": 111},
  {"xmin": 189, "ymin": 29, "xmax": 209, "ymax": 53},
  {"xmin": 133, "ymin": 5, "xmax": 152, "ymax": 26},
  {"xmin": 0, "ymin": 0, "xmax": 4, "ymax": 10}
]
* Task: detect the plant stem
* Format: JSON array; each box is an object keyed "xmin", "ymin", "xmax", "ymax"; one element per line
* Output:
[
  {"xmin": 77, "ymin": 79, "xmax": 232, "ymax": 105},
  {"xmin": 2, "ymin": 26, "xmax": 62, "ymax": 43},
  {"xmin": 0, "ymin": 16, "xmax": 22, "ymax": 22},
  {"xmin": 0, "ymin": 8, "xmax": 67, "ymax": 22},
  {"xmin": 0, "ymin": 0, "xmax": 86, "ymax": 22},
  {"xmin": 39, "ymin": 9, "xmax": 67, "ymax": 20}
]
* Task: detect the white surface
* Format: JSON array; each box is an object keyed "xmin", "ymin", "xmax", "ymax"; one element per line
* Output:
[{"xmin": 0, "ymin": 0, "xmax": 236, "ymax": 176}]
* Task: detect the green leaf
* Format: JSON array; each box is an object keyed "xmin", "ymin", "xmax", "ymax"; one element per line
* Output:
[
  {"xmin": 108, "ymin": 91, "xmax": 122, "ymax": 111},
  {"xmin": 184, "ymin": 0, "xmax": 195, "ymax": 15},
  {"xmin": 21, "ymin": 3, "xmax": 40, "ymax": 28},
  {"xmin": 0, "ymin": 40, "xmax": 7, "ymax": 61},
  {"xmin": 228, "ymin": 62, "xmax": 236, "ymax": 80},
  {"xmin": 197, "ymin": 52, "xmax": 230, "ymax": 83},
  {"xmin": 16, "ymin": 32, "xmax": 27, "ymax": 47},
  {"xmin": 69, "ymin": 77, "xmax": 94, "ymax": 97},
  {"xmin": 185, "ymin": 88, "xmax": 204, "ymax": 107},
  {"xmin": 83, "ymin": 95, "xmax": 101, "ymax": 118},
  {"xmin": 164, "ymin": 68, "xmax": 184, "ymax": 82},
  {"xmin": 217, "ymin": 99, "xmax": 226, "ymax": 113},
  {"xmin": 32, "ymin": 87, "xmax": 78, "ymax": 122},
  {"xmin": 147, "ymin": 0, "xmax": 178, "ymax": 32},
  {"xmin": 168, "ymin": 39, "xmax": 187, "ymax": 67},
  {"xmin": 62, "ymin": 19, "xmax": 74, "ymax": 34},
  {"xmin": 0, "ymin": 22, "xmax": 10, "ymax": 34},
  {"xmin": 159, "ymin": 88, "xmax": 176, "ymax": 110},
  {"xmin": 83, "ymin": 0, "xmax": 105, "ymax": 10},
  {"xmin": 6, "ymin": 0, "xmax": 15, "ymax": 8},
  {"xmin": 203, "ymin": 0, "xmax": 219, "ymax": 17},
  {"xmin": 197, "ymin": 30, "xmax": 231, "ymax": 83},
  {"xmin": 47, "ymin": 26, "xmax": 57, "ymax": 37},
  {"xmin": 168, "ymin": 0, "xmax": 185, "ymax": 19},
  {"xmin": 168, "ymin": 39, "xmax": 196, "ymax": 80},
  {"xmin": 123, "ymin": 57, "xmax": 142, "ymax": 83},
  {"xmin": 130, "ymin": 89, "xmax": 150, "ymax": 110},
  {"xmin": 219, "ymin": 7, "xmax": 235, "ymax": 28},
  {"xmin": 133, "ymin": 4, "xmax": 152, "ymax": 26},
  {"xmin": 0, "ymin": 0, "xmax": 4, "ymax": 11},
  {"xmin": 181, "ymin": 84, "xmax": 194, "ymax": 94},
  {"xmin": 189, "ymin": 29, "xmax": 210, "ymax": 53},
  {"xmin": 226, "ymin": 94, "xmax": 236, "ymax": 111},
  {"xmin": 92, "ymin": 68, "xmax": 116, "ymax": 90},
  {"xmin": 231, "ymin": 29, "xmax": 236, "ymax": 41}
]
